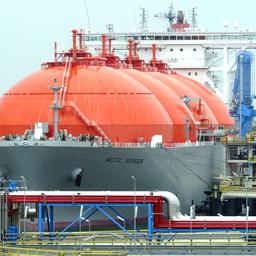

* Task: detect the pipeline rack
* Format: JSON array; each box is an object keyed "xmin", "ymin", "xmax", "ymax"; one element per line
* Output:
[
  {"xmin": 2, "ymin": 187, "xmax": 256, "ymax": 243},
  {"xmin": 2, "ymin": 184, "xmax": 256, "ymax": 255}
]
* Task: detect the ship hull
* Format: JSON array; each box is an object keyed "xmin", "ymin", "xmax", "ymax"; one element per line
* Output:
[{"xmin": 0, "ymin": 141, "xmax": 225, "ymax": 215}]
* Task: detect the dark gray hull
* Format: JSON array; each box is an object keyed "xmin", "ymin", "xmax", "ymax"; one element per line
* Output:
[{"xmin": 0, "ymin": 141, "xmax": 225, "ymax": 214}]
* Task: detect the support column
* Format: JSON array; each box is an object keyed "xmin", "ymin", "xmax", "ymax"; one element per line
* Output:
[
  {"xmin": 223, "ymin": 46, "xmax": 229, "ymax": 104},
  {"xmin": 0, "ymin": 192, "xmax": 2, "ymax": 241},
  {"xmin": 49, "ymin": 206, "xmax": 54, "ymax": 233},
  {"xmin": 147, "ymin": 203, "xmax": 153, "ymax": 241},
  {"xmin": 38, "ymin": 203, "xmax": 43, "ymax": 240}
]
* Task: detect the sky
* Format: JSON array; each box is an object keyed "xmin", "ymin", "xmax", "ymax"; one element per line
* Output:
[{"xmin": 1, "ymin": 0, "xmax": 256, "ymax": 95}]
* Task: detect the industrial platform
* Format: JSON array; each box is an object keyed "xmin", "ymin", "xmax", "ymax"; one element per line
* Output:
[{"xmin": 1, "ymin": 181, "xmax": 256, "ymax": 255}]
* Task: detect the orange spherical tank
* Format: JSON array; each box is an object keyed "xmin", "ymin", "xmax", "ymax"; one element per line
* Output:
[
  {"xmin": 147, "ymin": 72, "xmax": 219, "ymax": 129},
  {"xmin": 119, "ymin": 69, "xmax": 196, "ymax": 142},
  {"xmin": 0, "ymin": 65, "xmax": 173, "ymax": 142},
  {"xmin": 171, "ymin": 74, "xmax": 234, "ymax": 128}
]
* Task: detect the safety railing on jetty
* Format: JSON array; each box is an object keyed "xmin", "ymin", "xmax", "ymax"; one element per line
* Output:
[
  {"xmin": 2, "ymin": 231, "xmax": 255, "ymax": 256},
  {"xmin": 3, "ymin": 231, "xmax": 256, "ymax": 247},
  {"xmin": 220, "ymin": 133, "xmax": 256, "ymax": 145},
  {"xmin": 0, "ymin": 244, "xmax": 127, "ymax": 256}
]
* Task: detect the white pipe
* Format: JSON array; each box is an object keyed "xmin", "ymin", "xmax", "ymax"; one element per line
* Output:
[{"xmin": 221, "ymin": 191, "xmax": 256, "ymax": 200}]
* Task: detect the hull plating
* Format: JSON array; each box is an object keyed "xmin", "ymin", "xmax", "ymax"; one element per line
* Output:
[{"xmin": 0, "ymin": 141, "xmax": 225, "ymax": 214}]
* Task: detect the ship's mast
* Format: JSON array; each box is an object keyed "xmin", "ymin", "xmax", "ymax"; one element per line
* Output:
[
  {"xmin": 189, "ymin": 7, "xmax": 198, "ymax": 32},
  {"xmin": 49, "ymin": 79, "xmax": 62, "ymax": 140},
  {"xmin": 140, "ymin": 7, "xmax": 148, "ymax": 33},
  {"xmin": 106, "ymin": 22, "xmax": 114, "ymax": 34},
  {"xmin": 154, "ymin": 3, "xmax": 176, "ymax": 32}
]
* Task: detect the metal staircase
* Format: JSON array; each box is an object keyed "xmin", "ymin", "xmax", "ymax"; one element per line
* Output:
[
  {"xmin": 58, "ymin": 56, "xmax": 71, "ymax": 107},
  {"xmin": 58, "ymin": 57, "xmax": 111, "ymax": 142},
  {"xmin": 64, "ymin": 101, "xmax": 111, "ymax": 142}
]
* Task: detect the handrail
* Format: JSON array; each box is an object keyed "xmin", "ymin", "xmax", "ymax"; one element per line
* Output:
[
  {"xmin": 61, "ymin": 57, "xmax": 71, "ymax": 106},
  {"xmin": 63, "ymin": 101, "xmax": 111, "ymax": 142},
  {"xmin": 3, "ymin": 231, "xmax": 252, "ymax": 247},
  {"xmin": 58, "ymin": 56, "xmax": 68, "ymax": 106}
]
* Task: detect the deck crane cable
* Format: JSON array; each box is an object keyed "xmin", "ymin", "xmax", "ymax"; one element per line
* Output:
[
  {"xmin": 174, "ymin": 156, "xmax": 212, "ymax": 188},
  {"xmin": 173, "ymin": 148, "xmax": 226, "ymax": 164},
  {"xmin": 83, "ymin": 0, "xmax": 91, "ymax": 32}
]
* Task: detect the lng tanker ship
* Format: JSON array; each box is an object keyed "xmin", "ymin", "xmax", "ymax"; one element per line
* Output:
[{"xmin": 0, "ymin": 29, "xmax": 234, "ymax": 214}]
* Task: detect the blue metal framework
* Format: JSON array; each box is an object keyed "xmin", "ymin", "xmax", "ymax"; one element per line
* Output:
[
  {"xmin": 35, "ymin": 200, "xmax": 256, "ymax": 241},
  {"xmin": 37, "ymin": 202, "xmax": 155, "ymax": 240},
  {"xmin": 230, "ymin": 50, "xmax": 255, "ymax": 136}
]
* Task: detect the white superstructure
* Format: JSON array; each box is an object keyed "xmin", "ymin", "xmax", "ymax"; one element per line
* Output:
[{"xmin": 85, "ymin": 31, "xmax": 256, "ymax": 105}]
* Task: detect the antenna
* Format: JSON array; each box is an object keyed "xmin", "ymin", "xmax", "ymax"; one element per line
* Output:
[
  {"xmin": 83, "ymin": 0, "xmax": 91, "ymax": 32},
  {"xmin": 233, "ymin": 21, "xmax": 239, "ymax": 30},
  {"xmin": 154, "ymin": 2, "xmax": 176, "ymax": 32},
  {"xmin": 224, "ymin": 21, "xmax": 229, "ymax": 32},
  {"xmin": 106, "ymin": 21, "xmax": 114, "ymax": 34},
  {"xmin": 189, "ymin": 7, "xmax": 197, "ymax": 32},
  {"xmin": 140, "ymin": 7, "xmax": 148, "ymax": 32}
]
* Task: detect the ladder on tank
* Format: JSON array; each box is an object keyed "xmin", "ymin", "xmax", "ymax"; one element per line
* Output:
[{"xmin": 58, "ymin": 56, "xmax": 71, "ymax": 107}]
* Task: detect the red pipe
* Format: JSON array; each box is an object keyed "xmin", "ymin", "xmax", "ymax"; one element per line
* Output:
[
  {"xmin": 72, "ymin": 29, "xmax": 77, "ymax": 60},
  {"xmin": 128, "ymin": 39, "xmax": 133, "ymax": 66},
  {"xmin": 102, "ymin": 34, "xmax": 106, "ymax": 57},
  {"xmin": 8, "ymin": 192, "xmax": 256, "ymax": 230},
  {"xmin": 199, "ymin": 98, "xmax": 202, "ymax": 115},
  {"xmin": 54, "ymin": 41, "xmax": 57, "ymax": 62},
  {"xmin": 7, "ymin": 194, "xmax": 162, "ymax": 204},
  {"xmin": 78, "ymin": 33, "xmax": 82, "ymax": 50},
  {"xmin": 108, "ymin": 38, "xmax": 112, "ymax": 54},
  {"xmin": 152, "ymin": 44, "xmax": 157, "ymax": 68},
  {"xmin": 133, "ymin": 41, "xmax": 138, "ymax": 57}
]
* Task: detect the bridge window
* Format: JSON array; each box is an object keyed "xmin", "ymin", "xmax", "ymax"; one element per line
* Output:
[{"xmin": 155, "ymin": 36, "xmax": 163, "ymax": 40}]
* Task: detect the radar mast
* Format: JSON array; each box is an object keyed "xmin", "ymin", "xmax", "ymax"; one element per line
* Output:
[
  {"xmin": 154, "ymin": 2, "xmax": 176, "ymax": 32},
  {"xmin": 140, "ymin": 7, "xmax": 148, "ymax": 32}
]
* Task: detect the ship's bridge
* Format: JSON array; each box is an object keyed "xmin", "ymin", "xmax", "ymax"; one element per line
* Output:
[{"xmin": 85, "ymin": 31, "xmax": 256, "ymax": 105}]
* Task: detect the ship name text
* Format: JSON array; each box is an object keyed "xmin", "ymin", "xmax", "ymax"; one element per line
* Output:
[{"xmin": 105, "ymin": 157, "xmax": 144, "ymax": 164}]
